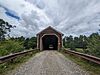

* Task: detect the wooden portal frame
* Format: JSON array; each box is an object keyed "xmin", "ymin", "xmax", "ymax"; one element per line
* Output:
[{"xmin": 36, "ymin": 26, "xmax": 64, "ymax": 50}]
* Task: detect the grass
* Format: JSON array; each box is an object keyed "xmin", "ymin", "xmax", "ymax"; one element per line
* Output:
[
  {"xmin": 76, "ymin": 48, "xmax": 84, "ymax": 52},
  {"xmin": 0, "ymin": 50, "xmax": 40, "ymax": 75},
  {"xmin": 60, "ymin": 50, "xmax": 100, "ymax": 75}
]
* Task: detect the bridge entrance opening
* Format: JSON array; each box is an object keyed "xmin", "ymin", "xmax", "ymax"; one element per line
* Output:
[{"xmin": 42, "ymin": 35, "xmax": 58, "ymax": 50}]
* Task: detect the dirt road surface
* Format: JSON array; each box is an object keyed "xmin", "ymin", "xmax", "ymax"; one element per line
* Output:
[{"xmin": 10, "ymin": 51, "xmax": 89, "ymax": 75}]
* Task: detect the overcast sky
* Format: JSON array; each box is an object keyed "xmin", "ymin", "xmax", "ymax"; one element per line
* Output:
[{"xmin": 0, "ymin": 0, "xmax": 100, "ymax": 37}]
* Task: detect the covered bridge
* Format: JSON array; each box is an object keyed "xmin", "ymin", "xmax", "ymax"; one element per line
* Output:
[{"xmin": 36, "ymin": 26, "xmax": 63, "ymax": 50}]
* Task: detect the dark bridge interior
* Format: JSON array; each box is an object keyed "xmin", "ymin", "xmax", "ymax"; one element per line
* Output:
[{"xmin": 42, "ymin": 35, "xmax": 58, "ymax": 50}]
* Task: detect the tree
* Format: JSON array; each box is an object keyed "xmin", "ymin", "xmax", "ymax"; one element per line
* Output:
[
  {"xmin": 74, "ymin": 36, "xmax": 79, "ymax": 48},
  {"xmin": 78, "ymin": 35, "xmax": 87, "ymax": 49},
  {"xmin": 23, "ymin": 37, "xmax": 37, "ymax": 49},
  {"xmin": 87, "ymin": 33, "xmax": 100, "ymax": 57},
  {"xmin": 63, "ymin": 36, "xmax": 66, "ymax": 47},
  {"xmin": 63, "ymin": 35, "xmax": 88, "ymax": 50},
  {"xmin": 28, "ymin": 37, "xmax": 37, "ymax": 49},
  {"xmin": 0, "ymin": 19, "xmax": 15, "ymax": 41},
  {"xmin": 63, "ymin": 35, "xmax": 76, "ymax": 50},
  {"xmin": 69, "ymin": 41, "xmax": 76, "ymax": 50},
  {"xmin": 23, "ymin": 38, "xmax": 30, "ymax": 49}
]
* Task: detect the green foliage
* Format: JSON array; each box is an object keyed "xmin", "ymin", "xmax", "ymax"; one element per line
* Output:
[
  {"xmin": 74, "ymin": 35, "xmax": 87, "ymax": 49},
  {"xmin": 63, "ymin": 35, "xmax": 75, "ymax": 50},
  {"xmin": 28, "ymin": 37, "xmax": 37, "ymax": 49},
  {"xmin": 23, "ymin": 37, "xmax": 37, "ymax": 49},
  {"xmin": 0, "ymin": 40, "xmax": 24, "ymax": 56},
  {"xmin": 69, "ymin": 41, "xmax": 76, "ymax": 50},
  {"xmin": 63, "ymin": 33, "xmax": 100, "ymax": 57},
  {"xmin": 0, "ymin": 19, "xmax": 15, "ymax": 41},
  {"xmin": 63, "ymin": 35, "xmax": 87, "ymax": 50},
  {"xmin": 23, "ymin": 38, "xmax": 30, "ymax": 49},
  {"xmin": 0, "ymin": 36, "xmax": 37, "ymax": 56},
  {"xmin": 87, "ymin": 33, "xmax": 100, "ymax": 57}
]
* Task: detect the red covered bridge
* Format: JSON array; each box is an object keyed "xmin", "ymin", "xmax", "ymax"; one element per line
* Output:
[{"xmin": 36, "ymin": 26, "xmax": 64, "ymax": 50}]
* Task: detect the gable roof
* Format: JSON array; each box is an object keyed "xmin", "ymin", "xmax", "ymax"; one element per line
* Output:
[{"xmin": 37, "ymin": 26, "xmax": 64, "ymax": 36}]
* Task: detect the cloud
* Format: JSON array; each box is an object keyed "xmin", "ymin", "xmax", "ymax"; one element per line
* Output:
[
  {"xmin": 0, "ymin": 4, "xmax": 20, "ymax": 20},
  {"xmin": 0, "ymin": 0, "xmax": 100, "ymax": 37}
]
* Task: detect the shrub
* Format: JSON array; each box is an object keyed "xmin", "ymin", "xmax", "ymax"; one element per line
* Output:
[
  {"xmin": 87, "ymin": 33, "xmax": 100, "ymax": 57},
  {"xmin": 0, "ymin": 40, "xmax": 24, "ymax": 56}
]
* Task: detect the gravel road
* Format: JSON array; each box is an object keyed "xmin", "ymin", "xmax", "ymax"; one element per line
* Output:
[{"xmin": 10, "ymin": 51, "xmax": 89, "ymax": 75}]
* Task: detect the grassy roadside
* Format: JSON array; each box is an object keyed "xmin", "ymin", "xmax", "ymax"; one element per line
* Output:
[
  {"xmin": 0, "ymin": 50, "xmax": 40, "ymax": 75},
  {"xmin": 60, "ymin": 50, "xmax": 100, "ymax": 75}
]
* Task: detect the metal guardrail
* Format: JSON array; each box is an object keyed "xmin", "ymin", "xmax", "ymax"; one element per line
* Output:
[
  {"xmin": 0, "ymin": 49, "xmax": 99, "ymax": 65},
  {"xmin": 0, "ymin": 49, "xmax": 37, "ymax": 64},
  {"xmin": 64, "ymin": 49, "xmax": 100, "ymax": 65}
]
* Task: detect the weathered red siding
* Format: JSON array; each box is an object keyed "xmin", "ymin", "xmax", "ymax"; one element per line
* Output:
[{"xmin": 36, "ymin": 26, "xmax": 63, "ymax": 50}]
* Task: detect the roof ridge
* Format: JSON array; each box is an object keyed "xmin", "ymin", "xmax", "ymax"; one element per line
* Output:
[{"xmin": 36, "ymin": 26, "xmax": 63, "ymax": 35}]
